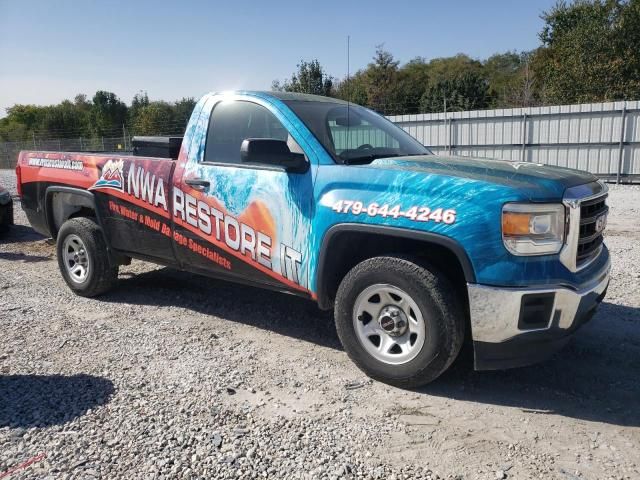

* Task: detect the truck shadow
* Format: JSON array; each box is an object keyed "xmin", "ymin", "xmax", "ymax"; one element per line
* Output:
[
  {"xmin": 102, "ymin": 267, "xmax": 640, "ymax": 428},
  {"xmin": 103, "ymin": 266, "xmax": 340, "ymax": 350},
  {"xmin": 0, "ymin": 251, "xmax": 52, "ymax": 262},
  {"xmin": 425, "ymin": 300, "xmax": 640, "ymax": 428},
  {"xmin": 0, "ymin": 224, "xmax": 45, "ymax": 244},
  {"xmin": 0, "ymin": 374, "xmax": 115, "ymax": 428}
]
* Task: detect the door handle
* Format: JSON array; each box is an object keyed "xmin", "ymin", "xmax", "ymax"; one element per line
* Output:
[{"xmin": 185, "ymin": 178, "xmax": 210, "ymax": 190}]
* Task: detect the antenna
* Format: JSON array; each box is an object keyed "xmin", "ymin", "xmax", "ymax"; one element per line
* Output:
[
  {"xmin": 347, "ymin": 35, "xmax": 351, "ymax": 151},
  {"xmin": 347, "ymin": 35, "xmax": 350, "ymax": 89}
]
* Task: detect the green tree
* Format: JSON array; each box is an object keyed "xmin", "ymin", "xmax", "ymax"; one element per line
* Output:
[
  {"xmin": 91, "ymin": 91, "xmax": 128, "ymax": 137},
  {"xmin": 272, "ymin": 59, "xmax": 334, "ymax": 96},
  {"xmin": 172, "ymin": 97, "xmax": 197, "ymax": 127},
  {"xmin": 0, "ymin": 119, "xmax": 29, "ymax": 142},
  {"xmin": 535, "ymin": 0, "xmax": 640, "ymax": 103},
  {"xmin": 483, "ymin": 51, "xmax": 523, "ymax": 107},
  {"xmin": 332, "ymin": 73, "xmax": 369, "ymax": 106},
  {"xmin": 362, "ymin": 45, "xmax": 404, "ymax": 113},
  {"xmin": 396, "ymin": 58, "xmax": 431, "ymax": 113},
  {"xmin": 420, "ymin": 72, "xmax": 490, "ymax": 113},
  {"xmin": 133, "ymin": 101, "xmax": 175, "ymax": 135},
  {"xmin": 3, "ymin": 105, "xmax": 41, "ymax": 131},
  {"xmin": 426, "ymin": 54, "xmax": 483, "ymax": 84},
  {"xmin": 129, "ymin": 91, "xmax": 150, "ymax": 126}
]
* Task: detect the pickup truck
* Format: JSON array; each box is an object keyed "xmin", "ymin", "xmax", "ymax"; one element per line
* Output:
[{"xmin": 16, "ymin": 91, "xmax": 610, "ymax": 387}]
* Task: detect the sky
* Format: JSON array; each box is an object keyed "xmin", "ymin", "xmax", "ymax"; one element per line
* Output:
[{"xmin": 0, "ymin": 0, "xmax": 558, "ymax": 117}]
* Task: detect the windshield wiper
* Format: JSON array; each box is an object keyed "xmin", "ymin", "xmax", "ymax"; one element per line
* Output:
[{"xmin": 343, "ymin": 152, "xmax": 426, "ymax": 165}]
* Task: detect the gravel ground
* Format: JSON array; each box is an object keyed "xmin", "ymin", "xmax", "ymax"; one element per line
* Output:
[{"xmin": 0, "ymin": 168, "xmax": 639, "ymax": 480}]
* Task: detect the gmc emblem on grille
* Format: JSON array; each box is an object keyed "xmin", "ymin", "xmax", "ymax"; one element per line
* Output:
[{"xmin": 595, "ymin": 213, "xmax": 607, "ymax": 233}]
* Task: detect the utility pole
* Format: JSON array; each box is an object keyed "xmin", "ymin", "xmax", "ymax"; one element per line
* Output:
[
  {"xmin": 617, "ymin": 104, "xmax": 627, "ymax": 184},
  {"xmin": 122, "ymin": 124, "xmax": 127, "ymax": 151}
]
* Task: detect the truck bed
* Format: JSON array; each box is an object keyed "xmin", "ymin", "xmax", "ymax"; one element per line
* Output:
[{"xmin": 17, "ymin": 150, "xmax": 177, "ymax": 238}]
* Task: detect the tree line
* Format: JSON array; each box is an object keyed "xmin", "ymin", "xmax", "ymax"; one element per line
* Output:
[
  {"xmin": 1, "ymin": 0, "xmax": 639, "ymax": 143},
  {"xmin": 0, "ymin": 91, "xmax": 196, "ymax": 143},
  {"xmin": 273, "ymin": 0, "xmax": 640, "ymax": 114}
]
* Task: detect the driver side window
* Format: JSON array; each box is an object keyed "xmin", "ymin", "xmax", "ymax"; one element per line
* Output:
[{"xmin": 204, "ymin": 101, "xmax": 289, "ymax": 164}]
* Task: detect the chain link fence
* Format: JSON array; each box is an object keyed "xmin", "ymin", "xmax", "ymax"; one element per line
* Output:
[{"xmin": 0, "ymin": 136, "xmax": 135, "ymax": 169}]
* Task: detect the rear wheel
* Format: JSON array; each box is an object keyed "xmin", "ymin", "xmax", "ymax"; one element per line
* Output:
[
  {"xmin": 56, "ymin": 217, "xmax": 118, "ymax": 297},
  {"xmin": 334, "ymin": 256, "xmax": 464, "ymax": 388}
]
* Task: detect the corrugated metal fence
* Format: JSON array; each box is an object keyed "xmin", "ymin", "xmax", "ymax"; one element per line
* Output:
[
  {"xmin": 1, "ymin": 100, "xmax": 639, "ymax": 182},
  {"xmin": 388, "ymin": 100, "xmax": 640, "ymax": 182}
]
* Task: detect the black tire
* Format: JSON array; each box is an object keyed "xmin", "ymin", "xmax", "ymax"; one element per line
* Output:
[
  {"xmin": 334, "ymin": 256, "xmax": 465, "ymax": 388},
  {"xmin": 56, "ymin": 217, "xmax": 118, "ymax": 297}
]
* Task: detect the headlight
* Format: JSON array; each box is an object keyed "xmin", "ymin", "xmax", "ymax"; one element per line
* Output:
[{"xmin": 502, "ymin": 203, "xmax": 565, "ymax": 256}]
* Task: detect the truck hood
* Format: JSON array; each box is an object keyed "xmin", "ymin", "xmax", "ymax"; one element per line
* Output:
[{"xmin": 370, "ymin": 155, "xmax": 597, "ymax": 200}]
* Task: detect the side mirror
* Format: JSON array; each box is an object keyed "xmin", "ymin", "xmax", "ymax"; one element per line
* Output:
[{"xmin": 240, "ymin": 138, "xmax": 308, "ymax": 173}]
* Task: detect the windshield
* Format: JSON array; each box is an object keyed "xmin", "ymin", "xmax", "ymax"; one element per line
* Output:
[{"xmin": 283, "ymin": 100, "xmax": 431, "ymax": 164}]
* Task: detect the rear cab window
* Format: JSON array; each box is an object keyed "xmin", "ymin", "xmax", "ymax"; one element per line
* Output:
[{"xmin": 204, "ymin": 101, "xmax": 291, "ymax": 165}]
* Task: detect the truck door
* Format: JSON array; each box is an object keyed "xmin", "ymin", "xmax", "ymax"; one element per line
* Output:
[{"xmin": 173, "ymin": 98, "xmax": 314, "ymax": 297}]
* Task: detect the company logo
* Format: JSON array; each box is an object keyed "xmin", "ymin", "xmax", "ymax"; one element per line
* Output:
[
  {"xmin": 90, "ymin": 159, "xmax": 125, "ymax": 192},
  {"xmin": 380, "ymin": 316, "xmax": 396, "ymax": 331},
  {"xmin": 595, "ymin": 213, "xmax": 607, "ymax": 233}
]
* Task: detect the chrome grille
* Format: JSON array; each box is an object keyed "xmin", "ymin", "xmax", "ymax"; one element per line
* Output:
[
  {"xmin": 577, "ymin": 196, "xmax": 608, "ymax": 266},
  {"xmin": 560, "ymin": 181, "xmax": 608, "ymax": 272}
]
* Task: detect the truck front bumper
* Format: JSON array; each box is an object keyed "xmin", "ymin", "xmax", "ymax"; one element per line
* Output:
[{"xmin": 468, "ymin": 259, "xmax": 610, "ymax": 370}]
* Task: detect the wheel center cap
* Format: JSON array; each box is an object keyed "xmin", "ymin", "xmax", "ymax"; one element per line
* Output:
[{"xmin": 378, "ymin": 305, "xmax": 408, "ymax": 337}]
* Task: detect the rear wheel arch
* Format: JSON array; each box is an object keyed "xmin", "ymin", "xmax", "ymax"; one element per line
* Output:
[
  {"xmin": 45, "ymin": 187, "xmax": 128, "ymax": 265},
  {"xmin": 45, "ymin": 186, "xmax": 98, "ymax": 238},
  {"xmin": 315, "ymin": 223, "xmax": 475, "ymax": 310}
]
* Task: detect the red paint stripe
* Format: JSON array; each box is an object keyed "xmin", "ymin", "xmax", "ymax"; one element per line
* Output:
[{"xmin": 97, "ymin": 188, "xmax": 171, "ymax": 219}]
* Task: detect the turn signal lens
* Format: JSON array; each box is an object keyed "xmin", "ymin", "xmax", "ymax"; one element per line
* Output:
[{"xmin": 502, "ymin": 212, "xmax": 532, "ymax": 236}]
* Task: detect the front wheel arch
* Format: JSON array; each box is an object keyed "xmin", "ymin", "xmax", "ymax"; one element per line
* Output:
[{"xmin": 315, "ymin": 223, "xmax": 475, "ymax": 310}]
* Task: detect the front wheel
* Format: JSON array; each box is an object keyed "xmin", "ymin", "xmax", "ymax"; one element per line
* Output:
[
  {"xmin": 334, "ymin": 256, "xmax": 464, "ymax": 388},
  {"xmin": 56, "ymin": 217, "xmax": 118, "ymax": 297}
]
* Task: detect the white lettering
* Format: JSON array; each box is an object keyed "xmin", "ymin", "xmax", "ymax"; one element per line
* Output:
[
  {"xmin": 154, "ymin": 180, "xmax": 167, "ymax": 210},
  {"xmin": 140, "ymin": 169, "xmax": 155, "ymax": 204},
  {"xmin": 173, "ymin": 188, "xmax": 185, "ymax": 220},
  {"xmin": 185, "ymin": 192, "xmax": 198, "ymax": 227},
  {"xmin": 128, "ymin": 165, "xmax": 139, "ymax": 198},
  {"xmin": 257, "ymin": 232, "xmax": 272, "ymax": 269},
  {"xmin": 197, "ymin": 200, "xmax": 212, "ymax": 235},
  {"xmin": 240, "ymin": 224, "xmax": 256, "ymax": 260},
  {"xmin": 224, "ymin": 216, "xmax": 240, "ymax": 250},
  {"xmin": 210, "ymin": 207, "xmax": 224, "ymax": 240}
]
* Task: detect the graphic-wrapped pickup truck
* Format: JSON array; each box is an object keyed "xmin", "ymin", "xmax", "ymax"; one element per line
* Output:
[{"xmin": 17, "ymin": 92, "xmax": 610, "ymax": 386}]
